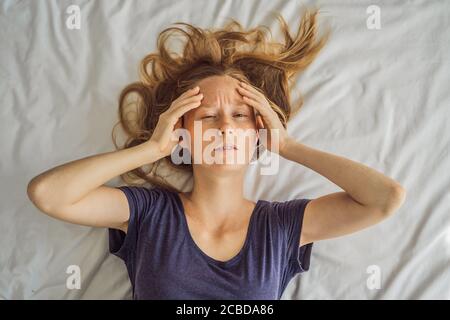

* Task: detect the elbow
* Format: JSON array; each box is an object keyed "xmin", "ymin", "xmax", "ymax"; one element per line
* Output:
[
  {"xmin": 27, "ymin": 177, "xmax": 40, "ymax": 203},
  {"xmin": 27, "ymin": 177, "xmax": 53, "ymax": 213},
  {"xmin": 380, "ymin": 184, "xmax": 407, "ymax": 217}
]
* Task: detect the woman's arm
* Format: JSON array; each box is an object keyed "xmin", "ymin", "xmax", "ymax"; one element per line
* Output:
[
  {"xmin": 27, "ymin": 141, "xmax": 163, "ymax": 232},
  {"xmin": 280, "ymin": 138, "xmax": 406, "ymax": 246},
  {"xmin": 236, "ymin": 80, "xmax": 406, "ymax": 245},
  {"xmin": 27, "ymin": 85, "xmax": 204, "ymax": 233}
]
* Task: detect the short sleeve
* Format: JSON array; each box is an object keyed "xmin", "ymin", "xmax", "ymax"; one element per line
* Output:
[
  {"xmin": 108, "ymin": 186, "xmax": 158, "ymax": 263},
  {"xmin": 276, "ymin": 198, "xmax": 313, "ymax": 275}
]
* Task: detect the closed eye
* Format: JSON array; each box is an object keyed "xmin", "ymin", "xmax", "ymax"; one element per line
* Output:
[{"xmin": 200, "ymin": 113, "xmax": 248, "ymax": 119}]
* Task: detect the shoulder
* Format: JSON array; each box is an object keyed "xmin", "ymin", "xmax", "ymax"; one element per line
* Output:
[
  {"xmin": 116, "ymin": 184, "xmax": 171, "ymax": 200},
  {"xmin": 116, "ymin": 185, "xmax": 176, "ymax": 217},
  {"xmin": 260, "ymin": 198, "xmax": 311, "ymax": 219},
  {"xmin": 256, "ymin": 198, "xmax": 311, "ymax": 236}
]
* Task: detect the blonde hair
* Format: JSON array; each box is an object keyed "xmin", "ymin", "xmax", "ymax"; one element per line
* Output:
[{"xmin": 112, "ymin": 6, "xmax": 331, "ymax": 192}]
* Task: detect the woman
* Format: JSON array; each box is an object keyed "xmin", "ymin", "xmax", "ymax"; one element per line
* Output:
[{"xmin": 27, "ymin": 8, "xmax": 406, "ymax": 299}]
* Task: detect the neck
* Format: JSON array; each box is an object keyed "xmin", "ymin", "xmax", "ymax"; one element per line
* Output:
[{"xmin": 185, "ymin": 166, "xmax": 252, "ymax": 225}]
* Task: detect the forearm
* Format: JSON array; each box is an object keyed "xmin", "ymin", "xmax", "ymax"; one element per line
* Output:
[
  {"xmin": 281, "ymin": 138, "xmax": 405, "ymax": 212},
  {"xmin": 28, "ymin": 141, "xmax": 162, "ymax": 209}
]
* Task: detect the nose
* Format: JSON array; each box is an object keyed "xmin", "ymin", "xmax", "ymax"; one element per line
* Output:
[
  {"xmin": 218, "ymin": 127, "xmax": 234, "ymax": 136},
  {"xmin": 218, "ymin": 128, "xmax": 235, "ymax": 149},
  {"xmin": 216, "ymin": 115, "xmax": 235, "ymax": 136},
  {"xmin": 217, "ymin": 119, "xmax": 238, "ymax": 149}
]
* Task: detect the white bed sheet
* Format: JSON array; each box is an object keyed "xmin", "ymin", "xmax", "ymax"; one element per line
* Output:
[{"xmin": 1, "ymin": 0, "xmax": 449, "ymax": 299}]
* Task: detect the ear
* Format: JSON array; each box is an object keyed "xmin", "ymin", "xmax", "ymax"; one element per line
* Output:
[
  {"xmin": 255, "ymin": 130, "xmax": 260, "ymax": 146},
  {"xmin": 256, "ymin": 115, "xmax": 265, "ymax": 130},
  {"xmin": 174, "ymin": 117, "xmax": 182, "ymax": 130}
]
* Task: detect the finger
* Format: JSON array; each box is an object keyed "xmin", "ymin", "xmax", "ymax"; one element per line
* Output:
[
  {"xmin": 175, "ymin": 93, "xmax": 203, "ymax": 108},
  {"xmin": 242, "ymin": 96, "xmax": 264, "ymax": 116},
  {"xmin": 243, "ymin": 96, "xmax": 276, "ymax": 130},
  {"xmin": 169, "ymin": 101, "xmax": 203, "ymax": 122},
  {"xmin": 168, "ymin": 93, "xmax": 203, "ymax": 115},
  {"xmin": 185, "ymin": 86, "xmax": 200, "ymax": 95},
  {"xmin": 237, "ymin": 85, "xmax": 261, "ymax": 102},
  {"xmin": 240, "ymin": 87, "xmax": 278, "ymax": 120},
  {"xmin": 239, "ymin": 82, "xmax": 265, "ymax": 99},
  {"xmin": 176, "ymin": 86, "xmax": 200, "ymax": 101}
]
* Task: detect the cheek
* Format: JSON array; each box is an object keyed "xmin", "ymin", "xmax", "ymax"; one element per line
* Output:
[
  {"xmin": 185, "ymin": 125, "xmax": 217, "ymax": 149},
  {"xmin": 234, "ymin": 129, "xmax": 259, "ymax": 151}
]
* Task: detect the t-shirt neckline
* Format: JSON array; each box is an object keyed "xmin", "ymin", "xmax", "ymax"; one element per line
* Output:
[{"xmin": 172, "ymin": 190, "xmax": 262, "ymax": 268}]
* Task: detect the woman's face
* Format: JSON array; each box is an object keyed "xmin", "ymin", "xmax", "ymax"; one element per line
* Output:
[{"xmin": 182, "ymin": 75, "xmax": 259, "ymax": 168}]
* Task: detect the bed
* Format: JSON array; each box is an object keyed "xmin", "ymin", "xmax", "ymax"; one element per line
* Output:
[{"xmin": 1, "ymin": 0, "xmax": 449, "ymax": 299}]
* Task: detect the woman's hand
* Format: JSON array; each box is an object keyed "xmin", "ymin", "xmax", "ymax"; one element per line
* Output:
[
  {"xmin": 147, "ymin": 86, "xmax": 203, "ymax": 158},
  {"xmin": 237, "ymin": 81, "xmax": 290, "ymax": 154}
]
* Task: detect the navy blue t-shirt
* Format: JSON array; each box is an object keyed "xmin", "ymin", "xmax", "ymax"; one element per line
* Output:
[{"xmin": 108, "ymin": 186, "xmax": 313, "ymax": 299}]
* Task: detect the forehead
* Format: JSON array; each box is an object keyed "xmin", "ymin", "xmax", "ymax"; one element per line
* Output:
[{"xmin": 196, "ymin": 75, "xmax": 246, "ymax": 107}]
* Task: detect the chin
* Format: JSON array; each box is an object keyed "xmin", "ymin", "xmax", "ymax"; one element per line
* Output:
[{"xmin": 199, "ymin": 163, "xmax": 250, "ymax": 176}]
